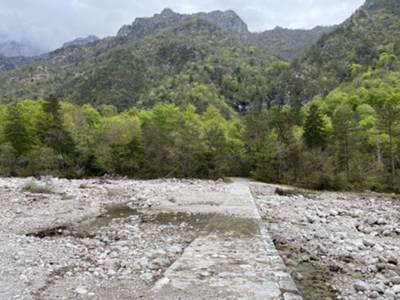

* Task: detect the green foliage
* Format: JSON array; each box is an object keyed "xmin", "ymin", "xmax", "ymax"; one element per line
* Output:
[
  {"xmin": 0, "ymin": 100, "xmax": 244, "ymax": 180},
  {"xmin": 0, "ymin": 18, "xmax": 273, "ymax": 114},
  {"xmin": 303, "ymin": 104, "xmax": 327, "ymax": 149},
  {"xmin": 5, "ymin": 104, "xmax": 32, "ymax": 155},
  {"xmin": 245, "ymin": 64, "xmax": 400, "ymax": 193},
  {"xmin": 267, "ymin": 1, "xmax": 400, "ymax": 106}
]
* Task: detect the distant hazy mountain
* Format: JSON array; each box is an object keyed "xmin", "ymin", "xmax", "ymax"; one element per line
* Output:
[
  {"xmin": 252, "ymin": 26, "xmax": 335, "ymax": 61},
  {"xmin": 0, "ymin": 40, "xmax": 45, "ymax": 57},
  {"xmin": 63, "ymin": 35, "xmax": 100, "ymax": 48}
]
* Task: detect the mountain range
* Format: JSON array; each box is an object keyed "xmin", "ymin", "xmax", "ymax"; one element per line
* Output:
[{"xmin": 0, "ymin": 0, "xmax": 398, "ymax": 113}]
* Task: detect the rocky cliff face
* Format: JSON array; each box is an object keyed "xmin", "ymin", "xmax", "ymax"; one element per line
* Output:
[
  {"xmin": 62, "ymin": 35, "xmax": 100, "ymax": 48},
  {"xmin": 195, "ymin": 10, "xmax": 250, "ymax": 37},
  {"xmin": 117, "ymin": 8, "xmax": 249, "ymax": 40}
]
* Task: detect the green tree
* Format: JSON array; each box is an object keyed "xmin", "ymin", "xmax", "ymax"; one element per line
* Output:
[
  {"xmin": 303, "ymin": 104, "xmax": 327, "ymax": 149},
  {"xmin": 5, "ymin": 104, "xmax": 31, "ymax": 155}
]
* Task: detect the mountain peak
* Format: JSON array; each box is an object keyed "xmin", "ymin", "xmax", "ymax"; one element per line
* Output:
[
  {"xmin": 196, "ymin": 10, "xmax": 249, "ymax": 36},
  {"xmin": 62, "ymin": 35, "xmax": 100, "ymax": 48},
  {"xmin": 160, "ymin": 8, "xmax": 176, "ymax": 16},
  {"xmin": 117, "ymin": 8, "xmax": 249, "ymax": 40}
]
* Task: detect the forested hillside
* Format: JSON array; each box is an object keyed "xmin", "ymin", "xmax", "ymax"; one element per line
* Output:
[
  {"xmin": 269, "ymin": 0, "xmax": 400, "ymax": 106},
  {"xmin": 0, "ymin": 0, "xmax": 399, "ymax": 193},
  {"xmin": 0, "ymin": 9, "xmax": 275, "ymax": 114}
]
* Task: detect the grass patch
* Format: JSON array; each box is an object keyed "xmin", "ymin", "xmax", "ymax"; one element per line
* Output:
[
  {"xmin": 22, "ymin": 180, "xmax": 55, "ymax": 194},
  {"xmin": 275, "ymin": 187, "xmax": 310, "ymax": 197}
]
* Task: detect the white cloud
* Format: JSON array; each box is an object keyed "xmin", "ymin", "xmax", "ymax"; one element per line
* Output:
[{"xmin": 0, "ymin": 0, "xmax": 365, "ymax": 50}]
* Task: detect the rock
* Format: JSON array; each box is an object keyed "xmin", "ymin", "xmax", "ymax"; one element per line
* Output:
[
  {"xmin": 283, "ymin": 293, "xmax": 302, "ymax": 300},
  {"xmin": 280, "ymin": 279, "xmax": 298, "ymax": 292},
  {"xmin": 376, "ymin": 263, "xmax": 386, "ymax": 272},
  {"xmin": 383, "ymin": 230, "xmax": 392, "ymax": 236},
  {"xmin": 354, "ymin": 280, "xmax": 369, "ymax": 292},
  {"xmin": 373, "ymin": 283, "xmax": 385, "ymax": 294},
  {"xmin": 140, "ymin": 272, "xmax": 154, "ymax": 282},
  {"xmin": 377, "ymin": 218, "xmax": 387, "ymax": 225},
  {"xmin": 168, "ymin": 245, "xmax": 182, "ymax": 254},
  {"xmin": 392, "ymin": 285, "xmax": 400, "ymax": 294},
  {"xmin": 294, "ymin": 272, "xmax": 303, "ymax": 280},
  {"xmin": 363, "ymin": 239, "xmax": 376, "ymax": 247},
  {"xmin": 374, "ymin": 244, "xmax": 384, "ymax": 252},
  {"xmin": 329, "ymin": 209, "xmax": 339, "ymax": 216},
  {"xmin": 76, "ymin": 286, "xmax": 88, "ymax": 294},
  {"xmin": 366, "ymin": 217, "xmax": 378, "ymax": 226},
  {"xmin": 387, "ymin": 255, "xmax": 399, "ymax": 265},
  {"xmin": 199, "ymin": 271, "xmax": 211, "ymax": 278},
  {"xmin": 107, "ymin": 269, "xmax": 116, "ymax": 276},
  {"xmin": 306, "ymin": 215, "xmax": 317, "ymax": 224},
  {"xmin": 389, "ymin": 277, "xmax": 400, "ymax": 285},
  {"xmin": 351, "ymin": 209, "xmax": 363, "ymax": 218},
  {"xmin": 368, "ymin": 291, "xmax": 379, "ymax": 299}
]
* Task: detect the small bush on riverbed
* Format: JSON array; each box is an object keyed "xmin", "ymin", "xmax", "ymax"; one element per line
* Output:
[{"xmin": 21, "ymin": 180, "xmax": 55, "ymax": 194}]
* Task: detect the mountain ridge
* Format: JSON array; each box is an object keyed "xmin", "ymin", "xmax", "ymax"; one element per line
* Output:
[{"xmin": 2, "ymin": 1, "xmax": 396, "ymax": 112}]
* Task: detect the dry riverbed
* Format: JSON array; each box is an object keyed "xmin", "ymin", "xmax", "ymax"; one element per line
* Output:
[
  {"xmin": 1, "ymin": 177, "xmax": 400, "ymax": 300},
  {"xmin": 0, "ymin": 177, "xmax": 226, "ymax": 299},
  {"xmin": 251, "ymin": 183, "xmax": 400, "ymax": 300}
]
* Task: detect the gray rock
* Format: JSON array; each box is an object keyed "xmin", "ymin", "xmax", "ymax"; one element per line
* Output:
[
  {"xmin": 387, "ymin": 255, "xmax": 399, "ymax": 265},
  {"xmin": 140, "ymin": 272, "xmax": 154, "ymax": 282},
  {"xmin": 366, "ymin": 217, "xmax": 378, "ymax": 226},
  {"xmin": 283, "ymin": 293, "xmax": 303, "ymax": 300},
  {"xmin": 363, "ymin": 239, "xmax": 375, "ymax": 247},
  {"xmin": 306, "ymin": 215, "xmax": 317, "ymax": 224},
  {"xmin": 377, "ymin": 218, "xmax": 388, "ymax": 225},
  {"xmin": 354, "ymin": 280, "xmax": 369, "ymax": 292},
  {"xmin": 168, "ymin": 245, "xmax": 183, "ymax": 254},
  {"xmin": 389, "ymin": 277, "xmax": 400, "ymax": 285},
  {"xmin": 75, "ymin": 286, "xmax": 88, "ymax": 294},
  {"xmin": 392, "ymin": 285, "xmax": 400, "ymax": 294}
]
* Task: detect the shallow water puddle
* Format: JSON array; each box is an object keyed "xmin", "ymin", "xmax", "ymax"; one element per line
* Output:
[
  {"xmin": 293, "ymin": 262, "xmax": 338, "ymax": 300},
  {"xmin": 76, "ymin": 204, "xmax": 141, "ymax": 232},
  {"xmin": 27, "ymin": 204, "xmax": 261, "ymax": 239},
  {"xmin": 27, "ymin": 204, "xmax": 141, "ymax": 239},
  {"xmin": 205, "ymin": 215, "xmax": 260, "ymax": 237},
  {"xmin": 146, "ymin": 211, "xmax": 213, "ymax": 228},
  {"xmin": 274, "ymin": 241, "xmax": 338, "ymax": 300}
]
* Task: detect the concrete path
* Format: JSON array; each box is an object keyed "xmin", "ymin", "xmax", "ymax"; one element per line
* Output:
[{"xmin": 147, "ymin": 179, "xmax": 302, "ymax": 300}]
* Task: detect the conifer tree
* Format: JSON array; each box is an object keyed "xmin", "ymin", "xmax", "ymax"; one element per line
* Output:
[{"xmin": 303, "ymin": 104, "xmax": 327, "ymax": 149}]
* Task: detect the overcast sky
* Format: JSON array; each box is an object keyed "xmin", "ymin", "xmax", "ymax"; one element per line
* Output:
[{"xmin": 0, "ymin": 0, "xmax": 365, "ymax": 50}]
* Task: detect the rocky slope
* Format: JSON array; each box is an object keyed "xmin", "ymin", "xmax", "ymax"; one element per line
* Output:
[
  {"xmin": 62, "ymin": 35, "xmax": 100, "ymax": 48},
  {"xmin": 118, "ymin": 8, "xmax": 250, "ymax": 40},
  {"xmin": 252, "ymin": 26, "xmax": 334, "ymax": 61},
  {"xmin": 0, "ymin": 55, "xmax": 34, "ymax": 75}
]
